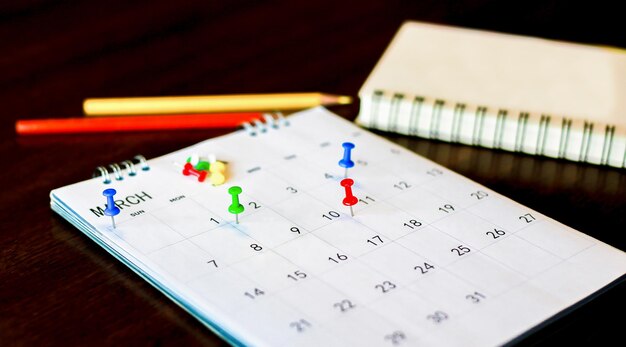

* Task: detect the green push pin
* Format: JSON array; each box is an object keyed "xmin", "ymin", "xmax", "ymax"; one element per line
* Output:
[
  {"xmin": 186, "ymin": 154, "xmax": 211, "ymax": 171},
  {"xmin": 228, "ymin": 186, "xmax": 244, "ymax": 224},
  {"xmin": 195, "ymin": 161, "xmax": 211, "ymax": 171}
]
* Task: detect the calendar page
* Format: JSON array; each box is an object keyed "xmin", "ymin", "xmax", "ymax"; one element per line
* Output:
[{"xmin": 51, "ymin": 107, "xmax": 626, "ymax": 346}]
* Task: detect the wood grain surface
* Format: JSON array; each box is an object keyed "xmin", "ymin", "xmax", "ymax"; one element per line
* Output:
[{"xmin": 1, "ymin": 1, "xmax": 624, "ymax": 345}]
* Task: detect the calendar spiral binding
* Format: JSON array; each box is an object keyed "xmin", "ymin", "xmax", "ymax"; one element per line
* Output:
[
  {"xmin": 92, "ymin": 113, "xmax": 290, "ymax": 183},
  {"xmin": 241, "ymin": 112, "xmax": 289, "ymax": 136},
  {"xmin": 93, "ymin": 154, "xmax": 150, "ymax": 184},
  {"xmin": 358, "ymin": 90, "xmax": 626, "ymax": 168}
]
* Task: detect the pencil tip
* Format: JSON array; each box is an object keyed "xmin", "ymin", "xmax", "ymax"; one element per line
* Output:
[
  {"xmin": 322, "ymin": 94, "xmax": 353, "ymax": 105},
  {"xmin": 337, "ymin": 96, "xmax": 353, "ymax": 104}
]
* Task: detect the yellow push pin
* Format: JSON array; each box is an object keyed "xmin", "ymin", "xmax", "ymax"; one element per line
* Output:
[
  {"xmin": 210, "ymin": 161, "xmax": 226, "ymax": 186},
  {"xmin": 208, "ymin": 154, "xmax": 227, "ymax": 186}
]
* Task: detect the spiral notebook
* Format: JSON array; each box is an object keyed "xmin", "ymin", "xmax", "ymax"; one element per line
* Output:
[
  {"xmin": 357, "ymin": 21, "xmax": 626, "ymax": 168},
  {"xmin": 50, "ymin": 107, "xmax": 626, "ymax": 346}
]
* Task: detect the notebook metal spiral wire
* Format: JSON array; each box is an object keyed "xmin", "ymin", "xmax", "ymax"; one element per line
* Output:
[{"xmin": 359, "ymin": 89, "xmax": 626, "ymax": 168}]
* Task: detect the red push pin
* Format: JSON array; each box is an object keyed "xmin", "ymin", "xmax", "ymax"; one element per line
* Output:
[
  {"xmin": 183, "ymin": 162, "xmax": 208, "ymax": 182},
  {"xmin": 340, "ymin": 178, "xmax": 358, "ymax": 217}
]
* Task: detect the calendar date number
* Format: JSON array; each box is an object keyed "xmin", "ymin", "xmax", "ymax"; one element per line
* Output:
[
  {"xmin": 375, "ymin": 281, "xmax": 397, "ymax": 294},
  {"xmin": 403, "ymin": 219, "xmax": 422, "ymax": 230},
  {"xmin": 385, "ymin": 331, "xmax": 406, "ymax": 345},
  {"xmin": 322, "ymin": 211, "xmax": 341, "ymax": 220},
  {"xmin": 438, "ymin": 204, "xmax": 455, "ymax": 213},
  {"xmin": 470, "ymin": 190, "xmax": 488, "ymax": 200},
  {"xmin": 486, "ymin": 228, "xmax": 506, "ymax": 239},
  {"xmin": 414, "ymin": 262, "xmax": 434, "ymax": 274},
  {"xmin": 358, "ymin": 196, "xmax": 376, "ymax": 204},
  {"xmin": 207, "ymin": 259, "xmax": 218, "ymax": 268},
  {"xmin": 466, "ymin": 291, "xmax": 486, "ymax": 303},
  {"xmin": 287, "ymin": 270, "xmax": 307, "ymax": 281},
  {"xmin": 393, "ymin": 181, "xmax": 412, "ymax": 190},
  {"xmin": 426, "ymin": 168, "xmax": 443, "ymax": 177},
  {"xmin": 328, "ymin": 253, "xmax": 348, "ymax": 263},
  {"xmin": 367, "ymin": 235, "xmax": 384, "ymax": 246},
  {"xmin": 427, "ymin": 311, "xmax": 448, "ymax": 324},
  {"xmin": 289, "ymin": 319, "xmax": 311, "ymax": 332},
  {"xmin": 244, "ymin": 288, "xmax": 265, "ymax": 299},
  {"xmin": 519, "ymin": 213, "xmax": 536, "ymax": 223},
  {"xmin": 450, "ymin": 245, "xmax": 471, "ymax": 256},
  {"xmin": 333, "ymin": 299, "xmax": 356, "ymax": 312}
]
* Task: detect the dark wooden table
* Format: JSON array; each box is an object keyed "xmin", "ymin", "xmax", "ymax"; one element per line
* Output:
[{"xmin": 1, "ymin": 1, "xmax": 624, "ymax": 345}]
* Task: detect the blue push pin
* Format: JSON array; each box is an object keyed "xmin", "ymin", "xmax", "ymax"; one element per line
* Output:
[
  {"xmin": 103, "ymin": 188, "xmax": 121, "ymax": 229},
  {"xmin": 338, "ymin": 142, "xmax": 355, "ymax": 178}
]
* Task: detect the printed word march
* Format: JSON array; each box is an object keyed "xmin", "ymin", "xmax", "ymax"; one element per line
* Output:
[{"xmin": 50, "ymin": 108, "xmax": 626, "ymax": 347}]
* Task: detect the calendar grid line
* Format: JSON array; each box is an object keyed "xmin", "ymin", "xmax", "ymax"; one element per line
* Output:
[
  {"xmin": 360, "ymin": 276, "xmax": 481, "ymax": 332},
  {"xmin": 115, "ymin": 141, "xmax": 555, "ymax": 343},
  {"xmin": 280, "ymin": 187, "xmax": 498, "ymax": 335},
  {"xmin": 455, "ymin": 239, "xmax": 600, "ymax": 325},
  {"xmin": 503, "ymin": 220, "xmax": 573, "ymax": 260},
  {"xmin": 55, "ymin": 109, "xmax": 626, "ymax": 347},
  {"xmin": 251, "ymin": 249, "xmax": 420, "ymax": 345},
  {"xmin": 312, "ymin": 168, "xmax": 554, "ymax": 317},
  {"xmin": 422, "ymin": 241, "xmax": 601, "ymax": 342},
  {"xmin": 260, "ymin": 156, "xmax": 537, "ymax": 309},
  {"xmin": 105, "ymin": 214, "xmax": 418, "ymax": 347},
  {"xmin": 148, "ymin": 174, "xmax": 549, "ymax": 343},
  {"xmin": 173, "ymin": 179, "xmax": 418, "ymax": 340},
  {"xmin": 230, "ymin": 168, "xmax": 482, "ymax": 339},
  {"xmin": 347, "ymin": 225, "xmax": 509, "ymax": 315}
]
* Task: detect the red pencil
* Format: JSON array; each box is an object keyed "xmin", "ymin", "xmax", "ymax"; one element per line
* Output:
[{"xmin": 15, "ymin": 113, "xmax": 264, "ymax": 135}]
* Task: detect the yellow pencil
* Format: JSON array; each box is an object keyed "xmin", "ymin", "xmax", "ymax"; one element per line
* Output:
[{"xmin": 83, "ymin": 93, "xmax": 353, "ymax": 116}]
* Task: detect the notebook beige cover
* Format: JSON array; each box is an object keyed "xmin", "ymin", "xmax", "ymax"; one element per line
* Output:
[{"xmin": 357, "ymin": 21, "xmax": 626, "ymax": 167}]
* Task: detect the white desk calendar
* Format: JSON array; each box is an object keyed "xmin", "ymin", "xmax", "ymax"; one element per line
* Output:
[{"xmin": 50, "ymin": 107, "xmax": 626, "ymax": 346}]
